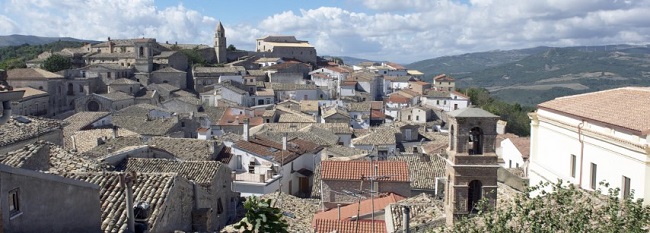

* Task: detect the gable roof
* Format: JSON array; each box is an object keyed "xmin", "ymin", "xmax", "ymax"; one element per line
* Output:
[
  {"xmin": 125, "ymin": 158, "xmax": 224, "ymax": 186},
  {"xmin": 352, "ymin": 127, "xmax": 400, "ymax": 145},
  {"xmin": 538, "ymin": 87, "xmax": 650, "ymax": 135},
  {"xmin": 433, "ymin": 74, "xmax": 455, "ymax": 82},
  {"xmin": 96, "ymin": 91, "xmax": 133, "ymax": 101},
  {"xmin": 63, "ymin": 172, "xmax": 179, "ymax": 233},
  {"xmin": 7, "ymin": 68, "xmax": 63, "ymax": 79},
  {"xmin": 320, "ymin": 160, "xmax": 409, "ymax": 182},
  {"xmin": 508, "ymin": 137, "xmax": 531, "ymax": 159},
  {"xmin": 0, "ymin": 116, "xmax": 64, "ymax": 147}
]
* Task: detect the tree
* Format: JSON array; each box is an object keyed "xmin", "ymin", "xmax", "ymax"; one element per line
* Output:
[
  {"xmin": 43, "ymin": 54, "xmax": 71, "ymax": 72},
  {"xmin": 437, "ymin": 180, "xmax": 650, "ymax": 232},
  {"xmin": 227, "ymin": 44, "xmax": 237, "ymax": 51},
  {"xmin": 234, "ymin": 196, "xmax": 288, "ymax": 233}
]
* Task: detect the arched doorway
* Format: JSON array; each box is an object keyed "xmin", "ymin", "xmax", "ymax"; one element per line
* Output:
[
  {"xmin": 469, "ymin": 127, "xmax": 483, "ymax": 155},
  {"xmin": 468, "ymin": 180, "xmax": 483, "ymax": 213},
  {"xmin": 87, "ymin": 100, "xmax": 100, "ymax": 112}
]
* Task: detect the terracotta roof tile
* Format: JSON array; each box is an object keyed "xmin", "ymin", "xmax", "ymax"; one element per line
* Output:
[
  {"xmin": 509, "ymin": 137, "xmax": 531, "ymax": 159},
  {"xmin": 63, "ymin": 172, "xmax": 177, "ymax": 233},
  {"xmin": 313, "ymin": 193, "xmax": 404, "ymax": 222},
  {"xmin": 320, "ymin": 160, "xmax": 409, "ymax": 182},
  {"xmin": 538, "ymin": 87, "xmax": 650, "ymax": 135},
  {"xmin": 314, "ymin": 219, "xmax": 386, "ymax": 233},
  {"xmin": 433, "ymin": 74, "xmax": 455, "ymax": 82},
  {"xmin": 125, "ymin": 158, "xmax": 225, "ymax": 186},
  {"xmin": 387, "ymin": 93, "xmax": 411, "ymax": 104}
]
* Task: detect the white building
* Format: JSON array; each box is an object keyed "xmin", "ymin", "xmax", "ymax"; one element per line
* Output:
[{"xmin": 528, "ymin": 87, "xmax": 650, "ymax": 204}]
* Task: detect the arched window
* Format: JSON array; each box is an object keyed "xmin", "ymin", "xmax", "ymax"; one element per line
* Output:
[
  {"xmin": 139, "ymin": 46, "xmax": 144, "ymax": 57},
  {"xmin": 67, "ymin": 83, "xmax": 74, "ymax": 96},
  {"xmin": 469, "ymin": 127, "xmax": 484, "ymax": 155},
  {"xmin": 79, "ymin": 84, "xmax": 84, "ymax": 93},
  {"xmin": 468, "ymin": 180, "xmax": 483, "ymax": 213}
]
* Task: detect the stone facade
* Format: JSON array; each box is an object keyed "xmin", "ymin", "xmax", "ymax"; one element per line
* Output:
[{"xmin": 444, "ymin": 108, "xmax": 500, "ymax": 225}]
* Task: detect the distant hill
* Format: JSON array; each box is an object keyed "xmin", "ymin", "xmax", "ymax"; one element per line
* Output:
[
  {"xmin": 0, "ymin": 34, "xmax": 98, "ymax": 47},
  {"xmin": 406, "ymin": 44, "xmax": 650, "ymax": 106},
  {"xmin": 321, "ymin": 55, "xmax": 381, "ymax": 66}
]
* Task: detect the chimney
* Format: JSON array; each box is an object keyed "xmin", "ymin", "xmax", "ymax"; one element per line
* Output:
[
  {"xmin": 70, "ymin": 135, "xmax": 77, "ymax": 151},
  {"xmin": 337, "ymin": 204, "xmax": 341, "ymax": 220},
  {"xmin": 242, "ymin": 119, "xmax": 249, "ymax": 141},
  {"xmin": 402, "ymin": 205, "xmax": 410, "ymax": 233},
  {"xmin": 112, "ymin": 126, "xmax": 118, "ymax": 139},
  {"xmin": 282, "ymin": 134, "xmax": 287, "ymax": 151}
]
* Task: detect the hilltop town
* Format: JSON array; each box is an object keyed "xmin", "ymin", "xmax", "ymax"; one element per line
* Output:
[{"xmin": 0, "ymin": 22, "xmax": 648, "ymax": 233}]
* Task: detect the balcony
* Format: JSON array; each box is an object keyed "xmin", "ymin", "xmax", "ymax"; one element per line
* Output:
[{"xmin": 232, "ymin": 172, "xmax": 282, "ymax": 197}]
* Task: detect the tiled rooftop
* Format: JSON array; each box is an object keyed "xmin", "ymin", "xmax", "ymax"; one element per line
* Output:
[
  {"xmin": 538, "ymin": 87, "xmax": 650, "ymax": 135},
  {"xmin": 314, "ymin": 219, "xmax": 387, "ymax": 233},
  {"xmin": 125, "ymin": 158, "xmax": 225, "ymax": 186},
  {"xmin": 7, "ymin": 68, "xmax": 63, "ymax": 79},
  {"xmin": 351, "ymin": 127, "xmax": 400, "ymax": 145},
  {"xmin": 433, "ymin": 74, "xmax": 455, "ymax": 82},
  {"xmin": 388, "ymin": 153, "xmax": 446, "ymax": 190},
  {"xmin": 63, "ymin": 172, "xmax": 178, "ymax": 233},
  {"xmin": 0, "ymin": 116, "xmax": 64, "ymax": 147},
  {"xmin": 313, "ymin": 193, "xmax": 405, "ymax": 222},
  {"xmin": 278, "ymin": 112, "xmax": 317, "ymax": 123},
  {"xmin": 386, "ymin": 193, "xmax": 445, "ymax": 232},
  {"xmin": 320, "ymin": 160, "xmax": 409, "ymax": 182}
]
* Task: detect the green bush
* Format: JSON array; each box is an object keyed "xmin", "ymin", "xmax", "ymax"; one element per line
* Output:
[
  {"xmin": 234, "ymin": 196, "xmax": 288, "ymax": 233},
  {"xmin": 437, "ymin": 180, "xmax": 650, "ymax": 233}
]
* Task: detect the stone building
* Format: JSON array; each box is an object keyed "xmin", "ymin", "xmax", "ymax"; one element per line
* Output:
[
  {"xmin": 6, "ymin": 68, "xmax": 73, "ymax": 116},
  {"xmin": 443, "ymin": 107, "xmax": 500, "ymax": 225},
  {"xmin": 319, "ymin": 160, "xmax": 410, "ymax": 209},
  {"xmin": 125, "ymin": 158, "xmax": 240, "ymax": 231},
  {"xmin": 10, "ymin": 87, "xmax": 49, "ymax": 116},
  {"xmin": 255, "ymin": 35, "xmax": 317, "ymax": 65},
  {"xmin": 0, "ymin": 164, "xmax": 102, "ymax": 233}
]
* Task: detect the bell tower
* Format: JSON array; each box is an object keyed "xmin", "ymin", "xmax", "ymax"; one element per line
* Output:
[
  {"xmin": 214, "ymin": 21, "xmax": 227, "ymax": 64},
  {"xmin": 444, "ymin": 107, "xmax": 500, "ymax": 225}
]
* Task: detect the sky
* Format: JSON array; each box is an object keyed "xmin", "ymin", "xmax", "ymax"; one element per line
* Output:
[{"xmin": 1, "ymin": 0, "xmax": 649, "ymax": 64}]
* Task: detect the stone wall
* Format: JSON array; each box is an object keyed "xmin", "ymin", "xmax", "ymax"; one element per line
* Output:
[
  {"xmin": 497, "ymin": 167, "xmax": 529, "ymax": 192},
  {"xmin": 153, "ymin": 176, "xmax": 194, "ymax": 233},
  {"xmin": 0, "ymin": 165, "xmax": 101, "ymax": 232}
]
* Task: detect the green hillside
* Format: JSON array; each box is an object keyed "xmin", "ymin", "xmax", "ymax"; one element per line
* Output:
[
  {"xmin": 407, "ymin": 44, "xmax": 650, "ymax": 106},
  {"xmin": 0, "ymin": 41, "xmax": 86, "ymax": 70}
]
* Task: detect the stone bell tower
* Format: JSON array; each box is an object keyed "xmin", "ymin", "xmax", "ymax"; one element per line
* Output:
[
  {"xmin": 214, "ymin": 21, "xmax": 227, "ymax": 64},
  {"xmin": 444, "ymin": 107, "xmax": 500, "ymax": 225}
]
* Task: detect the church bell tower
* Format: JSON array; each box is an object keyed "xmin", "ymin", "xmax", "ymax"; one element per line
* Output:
[
  {"xmin": 444, "ymin": 108, "xmax": 500, "ymax": 225},
  {"xmin": 214, "ymin": 21, "xmax": 227, "ymax": 64}
]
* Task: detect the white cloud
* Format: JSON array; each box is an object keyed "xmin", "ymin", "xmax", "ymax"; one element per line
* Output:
[
  {"xmin": 1, "ymin": 0, "xmax": 649, "ymax": 64},
  {"xmin": 2, "ymin": 0, "xmax": 217, "ymax": 45}
]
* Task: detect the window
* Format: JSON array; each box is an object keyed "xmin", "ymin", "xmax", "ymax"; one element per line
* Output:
[
  {"xmin": 9, "ymin": 188, "xmax": 20, "ymax": 216},
  {"xmin": 248, "ymin": 161, "xmax": 255, "ymax": 173},
  {"xmin": 590, "ymin": 163, "xmax": 597, "ymax": 190},
  {"xmin": 509, "ymin": 160, "xmax": 512, "ymax": 168},
  {"xmin": 217, "ymin": 198, "xmax": 224, "ymax": 214},
  {"xmin": 107, "ymin": 72, "xmax": 111, "ymax": 78},
  {"xmin": 236, "ymin": 155, "xmax": 242, "ymax": 169},
  {"xmin": 416, "ymin": 115, "xmax": 420, "ymax": 121},
  {"xmin": 622, "ymin": 176, "xmax": 631, "ymax": 199},
  {"xmin": 570, "ymin": 154, "xmax": 577, "ymax": 178}
]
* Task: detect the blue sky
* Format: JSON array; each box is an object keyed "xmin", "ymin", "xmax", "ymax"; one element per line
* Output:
[{"xmin": 1, "ymin": 0, "xmax": 649, "ymax": 64}]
